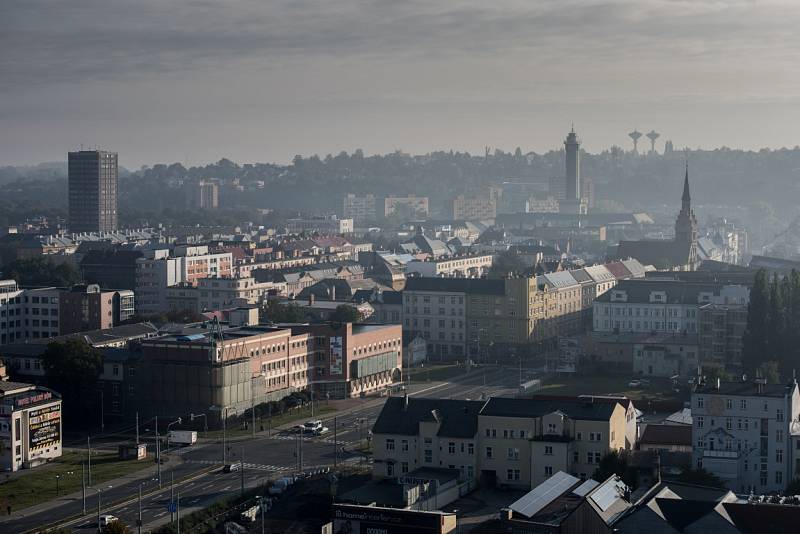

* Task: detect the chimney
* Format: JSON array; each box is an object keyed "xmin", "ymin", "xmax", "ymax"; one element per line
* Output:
[
  {"xmin": 403, "ymin": 393, "xmax": 409, "ymax": 411},
  {"xmin": 308, "ymin": 293, "xmax": 315, "ymax": 306}
]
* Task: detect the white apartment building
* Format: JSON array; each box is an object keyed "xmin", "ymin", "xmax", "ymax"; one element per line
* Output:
[
  {"xmin": 692, "ymin": 379, "xmax": 800, "ymax": 493},
  {"xmin": 196, "ymin": 276, "xmax": 277, "ymax": 312},
  {"xmin": 404, "ymin": 254, "xmax": 494, "ymax": 278},
  {"xmin": 0, "ymin": 283, "xmax": 62, "ymax": 344},
  {"xmin": 593, "ymin": 279, "xmax": 749, "ymax": 335},
  {"xmin": 343, "ymin": 194, "xmax": 377, "ymax": 222},
  {"xmin": 135, "ymin": 246, "xmax": 232, "ymax": 314}
]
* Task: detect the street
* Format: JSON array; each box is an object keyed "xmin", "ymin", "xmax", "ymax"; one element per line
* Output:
[{"xmin": 2, "ymin": 366, "xmax": 518, "ymax": 533}]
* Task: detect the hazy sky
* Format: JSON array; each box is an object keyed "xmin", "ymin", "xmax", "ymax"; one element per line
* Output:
[{"xmin": 3, "ymin": 0, "xmax": 800, "ymax": 168}]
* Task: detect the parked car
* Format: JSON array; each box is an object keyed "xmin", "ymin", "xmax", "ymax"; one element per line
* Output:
[{"xmin": 99, "ymin": 515, "xmax": 118, "ymax": 527}]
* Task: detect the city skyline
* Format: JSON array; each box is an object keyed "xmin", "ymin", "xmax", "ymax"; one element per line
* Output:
[{"xmin": 3, "ymin": 1, "xmax": 800, "ymax": 167}]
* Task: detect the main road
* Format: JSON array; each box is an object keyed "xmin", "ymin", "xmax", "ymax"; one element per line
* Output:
[{"xmin": 5, "ymin": 366, "xmax": 518, "ymax": 533}]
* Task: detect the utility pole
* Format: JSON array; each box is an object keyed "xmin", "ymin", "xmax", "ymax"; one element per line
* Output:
[
  {"xmin": 170, "ymin": 469, "xmax": 175, "ymax": 522},
  {"xmin": 252, "ymin": 377, "xmax": 257, "ymax": 439},
  {"xmin": 334, "ymin": 416, "xmax": 338, "ymax": 467},
  {"xmin": 222, "ymin": 408, "xmax": 227, "ymax": 465},
  {"xmin": 260, "ymin": 495, "xmax": 265, "ymax": 534},
  {"xmin": 137, "ymin": 483, "xmax": 143, "ymax": 534},
  {"xmin": 87, "ymin": 436, "xmax": 92, "ymax": 486},
  {"xmin": 95, "ymin": 488, "xmax": 101, "ymax": 534},
  {"xmin": 135, "ymin": 411, "xmax": 139, "ymax": 445},
  {"xmin": 81, "ymin": 461, "xmax": 86, "ymax": 514},
  {"xmin": 156, "ymin": 422, "xmax": 162, "ymax": 488},
  {"xmin": 176, "ymin": 491, "xmax": 181, "ymax": 534},
  {"xmin": 240, "ymin": 446, "xmax": 245, "ymax": 496}
]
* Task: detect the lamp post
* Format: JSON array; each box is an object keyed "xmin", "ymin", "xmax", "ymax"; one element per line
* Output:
[
  {"xmin": 90, "ymin": 486, "xmax": 111, "ymax": 534},
  {"xmin": 209, "ymin": 405, "xmax": 229, "ymax": 464},
  {"xmin": 166, "ymin": 417, "xmax": 183, "ymax": 453},
  {"xmin": 55, "ymin": 474, "xmax": 61, "ymax": 496}
]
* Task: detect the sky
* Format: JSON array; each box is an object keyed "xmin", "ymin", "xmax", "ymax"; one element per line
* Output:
[{"xmin": 2, "ymin": 0, "xmax": 800, "ymax": 168}]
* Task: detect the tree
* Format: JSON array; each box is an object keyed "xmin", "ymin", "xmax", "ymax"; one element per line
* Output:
[
  {"xmin": 329, "ymin": 304, "xmax": 361, "ymax": 323},
  {"xmin": 488, "ymin": 250, "xmax": 528, "ymax": 278},
  {"xmin": 42, "ymin": 340, "xmax": 103, "ymax": 427},
  {"xmin": 2, "ymin": 257, "xmax": 81, "ymax": 287},
  {"xmin": 743, "ymin": 269, "xmax": 770, "ymax": 377},
  {"xmin": 592, "ymin": 450, "xmax": 639, "ymax": 489},
  {"xmin": 767, "ymin": 274, "xmax": 785, "ymax": 366},
  {"xmin": 759, "ymin": 361, "xmax": 780, "ymax": 384},
  {"xmin": 677, "ymin": 467, "xmax": 726, "ymax": 488},
  {"xmin": 102, "ymin": 521, "xmax": 132, "ymax": 534},
  {"xmin": 262, "ymin": 300, "xmax": 306, "ymax": 323}
]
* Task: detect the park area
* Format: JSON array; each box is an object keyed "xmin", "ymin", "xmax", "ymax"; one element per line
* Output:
[{"xmin": 0, "ymin": 449, "xmax": 153, "ymax": 512}]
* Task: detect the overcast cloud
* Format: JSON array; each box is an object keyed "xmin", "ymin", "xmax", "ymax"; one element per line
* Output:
[{"xmin": 2, "ymin": 0, "xmax": 800, "ymax": 167}]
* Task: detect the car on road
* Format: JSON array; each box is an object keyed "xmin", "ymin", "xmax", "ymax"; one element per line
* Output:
[
  {"xmin": 99, "ymin": 515, "xmax": 118, "ymax": 527},
  {"xmin": 223, "ymin": 463, "xmax": 242, "ymax": 473},
  {"xmin": 299, "ymin": 420, "xmax": 329, "ymax": 436},
  {"xmin": 628, "ymin": 380, "xmax": 641, "ymax": 388}
]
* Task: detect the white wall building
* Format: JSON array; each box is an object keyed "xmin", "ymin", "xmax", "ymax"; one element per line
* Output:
[{"xmin": 692, "ymin": 379, "xmax": 800, "ymax": 493}]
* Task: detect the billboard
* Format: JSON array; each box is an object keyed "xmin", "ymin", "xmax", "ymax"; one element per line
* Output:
[
  {"xmin": 330, "ymin": 336, "xmax": 343, "ymax": 375},
  {"xmin": 28, "ymin": 404, "xmax": 61, "ymax": 450},
  {"xmin": 332, "ymin": 504, "xmax": 452, "ymax": 534}
]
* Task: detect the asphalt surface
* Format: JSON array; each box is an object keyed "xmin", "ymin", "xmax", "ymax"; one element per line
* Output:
[{"xmin": 3, "ymin": 367, "xmax": 518, "ymax": 533}]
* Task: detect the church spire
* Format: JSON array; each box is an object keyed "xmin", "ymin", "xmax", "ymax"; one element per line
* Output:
[{"xmin": 681, "ymin": 162, "xmax": 691, "ymax": 210}]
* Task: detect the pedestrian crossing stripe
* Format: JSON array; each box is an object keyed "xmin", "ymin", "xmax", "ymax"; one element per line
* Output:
[{"xmin": 186, "ymin": 459, "xmax": 289, "ymax": 472}]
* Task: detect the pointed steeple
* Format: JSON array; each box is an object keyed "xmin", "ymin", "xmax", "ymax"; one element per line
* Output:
[{"xmin": 682, "ymin": 162, "xmax": 691, "ymax": 206}]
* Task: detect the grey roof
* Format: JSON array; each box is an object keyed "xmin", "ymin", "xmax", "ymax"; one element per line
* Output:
[
  {"xmin": 694, "ymin": 380, "xmax": 798, "ymax": 398},
  {"xmin": 479, "ymin": 397, "xmax": 617, "ymax": 421},
  {"xmin": 539, "ymin": 271, "xmax": 578, "ymax": 289},
  {"xmin": 37, "ymin": 322, "xmax": 159, "ymax": 346},
  {"xmin": 372, "ymin": 397, "xmax": 484, "ymax": 438},
  {"xmin": 616, "ymin": 240, "xmax": 693, "ymax": 270},
  {"xmin": 584, "ymin": 264, "xmax": 616, "ymax": 283},
  {"xmin": 595, "ymin": 279, "xmax": 739, "ymax": 305},
  {"xmin": 404, "ymin": 277, "xmax": 505, "ymax": 295},
  {"xmin": 621, "ymin": 259, "xmax": 647, "ymax": 278},
  {"xmin": 0, "ymin": 380, "xmax": 36, "ymax": 393},
  {"xmin": 569, "ymin": 268, "xmax": 592, "ymax": 284}
]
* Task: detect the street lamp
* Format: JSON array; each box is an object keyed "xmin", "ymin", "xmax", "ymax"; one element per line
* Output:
[
  {"xmin": 55, "ymin": 474, "xmax": 61, "ymax": 496},
  {"xmin": 209, "ymin": 405, "xmax": 230, "ymax": 464},
  {"xmin": 91, "ymin": 485, "xmax": 112, "ymax": 534},
  {"xmin": 166, "ymin": 417, "xmax": 183, "ymax": 452}
]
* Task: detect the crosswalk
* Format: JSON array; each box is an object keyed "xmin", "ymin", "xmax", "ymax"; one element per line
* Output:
[
  {"xmin": 186, "ymin": 459, "xmax": 290, "ymax": 472},
  {"xmin": 269, "ymin": 433, "xmax": 357, "ymax": 446}
]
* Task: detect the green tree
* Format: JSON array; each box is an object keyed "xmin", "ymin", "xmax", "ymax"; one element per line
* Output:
[
  {"xmin": 42, "ymin": 340, "xmax": 103, "ymax": 427},
  {"xmin": 743, "ymin": 269, "xmax": 770, "ymax": 378},
  {"xmin": 759, "ymin": 361, "xmax": 780, "ymax": 384},
  {"xmin": 102, "ymin": 521, "xmax": 132, "ymax": 534},
  {"xmin": 262, "ymin": 300, "xmax": 306, "ymax": 323},
  {"xmin": 329, "ymin": 304, "xmax": 361, "ymax": 323},
  {"xmin": 2, "ymin": 257, "xmax": 81, "ymax": 287},
  {"xmin": 592, "ymin": 450, "xmax": 639, "ymax": 489},
  {"xmin": 767, "ymin": 274, "xmax": 785, "ymax": 366},
  {"xmin": 677, "ymin": 467, "xmax": 726, "ymax": 488},
  {"xmin": 488, "ymin": 250, "xmax": 528, "ymax": 278}
]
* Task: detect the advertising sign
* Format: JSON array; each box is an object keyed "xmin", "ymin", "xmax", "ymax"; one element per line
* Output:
[
  {"xmin": 28, "ymin": 404, "xmax": 61, "ymax": 450},
  {"xmin": 332, "ymin": 505, "xmax": 447, "ymax": 534},
  {"xmin": 330, "ymin": 336, "xmax": 343, "ymax": 375}
]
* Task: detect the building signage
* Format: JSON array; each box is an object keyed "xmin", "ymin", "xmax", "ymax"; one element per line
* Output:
[
  {"xmin": 14, "ymin": 391, "xmax": 53, "ymax": 409},
  {"xmin": 330, "ymin": 336, "xmax": 343, "ymax": 375},
  {"xmin": 28, "ymin": 404, "xmax": 61, "ymax": 450},
  {"xmin": 332, "ymin": 505, "xmax": 445, "ymax": 534}
]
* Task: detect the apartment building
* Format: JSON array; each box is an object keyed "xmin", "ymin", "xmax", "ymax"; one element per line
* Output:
[
  {"xmin": 138, "ymin": 322, "xmax": 402, "ymax": 423},
  {"xmin": 384, "ymin": 195, "xmax": 430, "ymax": 218},
  {"xmin": 284, "ymin": 215, "xmax": 353, "ymax": 235},
  {"xmin": 0, "ymin": 281, "xmax": 134, "ymax": 344},
  {"xmin": 135, "ymin": 246, "xmax": 233, "ymax": 314},
  {"xmin": 698, "ymin": 302, "xmax": 747, "ymax": 370},
  {"xmin": 372, "ymin": 395, "xmax": 631, "ymax": 489},
  {"xmin": 692, "ymin": 378, "xmax": 800, "ymax": 493},
  {"xmin": 404, "ymin": 254, "xmax": 494, "ymax": 278},
  {"xmin": 196, "ymin": 276, "xmax": 277, "ymax": 312},
  {"xmin": 537, "ymin": 271, "xmax": 583, "ymax": 338},
  {"xmin": 448, "ymin": 195, "xmax": 497, "ymax": 220},
  {"xmin": 593, "ymin": 279, "xmax": 749, "ymax": 335},
  {"xmin": 402, "ymin": 278, "xmax": 470, "ymax": 359},
  {"xmin": 343, "ymin": 194, "xmax": 377, "ymax": 222}
]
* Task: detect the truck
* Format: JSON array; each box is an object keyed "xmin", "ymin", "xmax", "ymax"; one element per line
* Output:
[{"xmin": 168, "ymin": 430, "xmax": 198, "ymax": 446}]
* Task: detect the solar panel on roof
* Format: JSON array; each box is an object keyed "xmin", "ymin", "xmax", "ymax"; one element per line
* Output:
[
  {"xmin": 590, "ymin": 478, "xmax": 627, "ymax": 512},
  {"xmin": 509, "ymin": 471, "xmax": 579, "ymax": 518},
  {"xmin": 572, "ymin": 478, "xmax": 599, "ymax": 497}
]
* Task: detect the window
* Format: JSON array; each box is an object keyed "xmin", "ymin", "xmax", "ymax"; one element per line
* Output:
[
  {"xmin": 576, "ymin": 432, "xmax": 583, "ymax": 441},
  {"xmin": 448, "ymin": 442, "xmax": 455, "ymax": 454},
  {"xmin": 740, "ymin": 399, "xmax": 747, "ymax": 410},
  {"xmin": 777, "ymin": 430, "xmax": 784, "ymax": 442},
  {"xmin": 726, "ymin": 418, "xmax": 732, "ymax": 430},
  {"xmin": 726, "ymin": 399, "xmax": 732, "ymax": 410},
  {"xmin": 587, "ymin": 452, "xmax": 595, "ymax": 464},
  {"xmin": 468, "ymin": 443, "xmax": 474, "ymax": 455},
  {"xmin": 697, "ymin": 397, "xmax": 705, "ymax": 409},
  {"xmin": 519, "ymin": 430, "xmax": 525, "ymax": 439},
  {"xmin": 401, "ymin": 462, "xmax": 409, "ymax": 474},
  {"xmin": 777, "ymin": 409, "xmax": 784, "ymax": 422},
  {"xmin": 485, "ymin": 447, "xmax": 493, "ymax": 459},
  {"xmin": 697, "ymin": 416, "xmax": 704, "ymax": 429},
  {"xmin": 387, "ymin": 463, "xmax": 394, "ymax": 477},
  {"xmin": 777, "ymin": 471, "xmax": 783, "ymax": 485},
  {"xmin": 544, "ymin": 466, "xmax": 553, "ymax": 476},
  {"xmin": 506, "ymin": 469, "xmax": 520, "ymax": 481},
  {"xmin": 547, "ymin": 423, "xmax": 557, "ymax": 433},
  {"xmin": 424, "ymin": 449, "xmax": 432, "ymax": 463},
  {"xmin": 573, "ymin": 451, "xmax": 579, "ymax": 463},
  {"xmin": 386, "ymin": 439, "xmax": 395, "ymax": 451},
  {"xmin": 544, "ymin": 446, "xmax": 553, "ymax": 455},
  {"xmin": 507, "ymin": 447, "xmax": 519, "ymax": 460},
  {"xmin": 777, "ymin": 449, "xmax": 783, "ymax": 463}
]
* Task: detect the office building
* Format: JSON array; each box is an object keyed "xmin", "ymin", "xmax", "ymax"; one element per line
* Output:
[
  {"xmin": 692, "ymin": 378, "xmax": 800, "ymax": 493},
  {"xmin": 68, "ymin": 150, "xmax": 118, "ymax": 233},
  {"xmin": 384, "ymin": 195, "xmax": 430, "ymax": 218},
  {"xmin": 448, "ymin": 195, "xmax": 497, "ymax": 220},
  {"xmin": 343, "ymin": 194, "xmax": 377, "ymax": 222},
  {"xmin": 0, "ymin": 381, "xmax": 62, "ymax": 472},
  {"xmin": 185, "ymin": 180, "xmax": 219, "ymax": 209}
]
